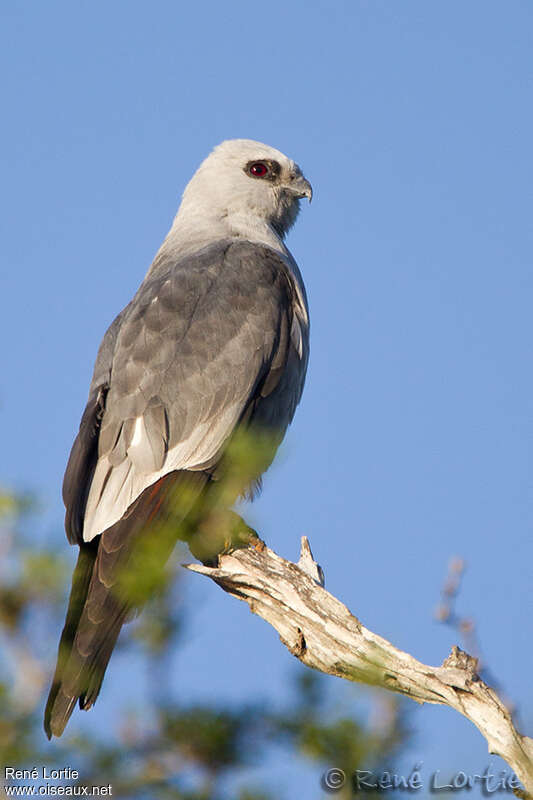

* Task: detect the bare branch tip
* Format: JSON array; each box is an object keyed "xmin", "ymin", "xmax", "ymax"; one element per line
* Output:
[
  {"xmin": 297, "ymin": 536, "xmax": 325, "ymax": 587},
  {"xmin": 442, "ymin": 645, "xmax": 479, "ymax": 677},
  {"xmin": 181, "ymin": 561, "xmax": 215, "ymax": 575}
]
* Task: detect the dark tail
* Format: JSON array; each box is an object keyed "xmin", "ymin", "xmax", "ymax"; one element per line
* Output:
[
  {"xmin": 44, "ymin": 471, "xmax": 206, "ymax": 739},
  {"xmin": 44, "ymin": 540, "xmax": 98, "ymax": 738}
]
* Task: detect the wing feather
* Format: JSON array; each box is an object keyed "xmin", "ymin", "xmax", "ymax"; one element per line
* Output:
[{"xmin": 64, "ymin": 241, "xmax": 307, "ymax": 543}]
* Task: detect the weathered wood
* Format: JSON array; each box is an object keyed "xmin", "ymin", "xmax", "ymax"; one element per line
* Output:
[{"xmin": 185, "ymin": 537, "xmax": 533, "ymax": 797}]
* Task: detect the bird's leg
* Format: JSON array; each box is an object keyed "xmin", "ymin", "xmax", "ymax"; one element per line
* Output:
[
  {"xmin": 188, "ymin": 509, "xmax": 265, "ymax": 566},
  {"xmin": 218, "ymin": 510, "xmax": 266, "ymax": 554}
]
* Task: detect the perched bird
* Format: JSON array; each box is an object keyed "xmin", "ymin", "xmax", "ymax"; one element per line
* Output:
[{"xmin": 44, "ymin": 139, "xmax": 311, "ymax": 738}]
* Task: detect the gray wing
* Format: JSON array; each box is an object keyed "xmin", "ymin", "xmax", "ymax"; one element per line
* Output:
[
  {"xmin": 63, "ymin": 307, "xmax": 130, "ymax": 544},
  {"xmin": 64, "ymin": 240, "xmax": 308, "ymax": 544}
]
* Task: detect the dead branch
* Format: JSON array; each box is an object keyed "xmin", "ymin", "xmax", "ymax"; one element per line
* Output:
[{"xmin": 185, "ymin": 537, "xmax": 533, "ymax": 797}]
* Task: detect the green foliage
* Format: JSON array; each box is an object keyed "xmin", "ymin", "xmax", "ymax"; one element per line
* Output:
[
  {"xmin": 0, "ymin": 490, "xmax": 409, "ymax": 799},
  {"xmin": 161, "ymin": 705, "xmax": 262, "ymax": 772}
]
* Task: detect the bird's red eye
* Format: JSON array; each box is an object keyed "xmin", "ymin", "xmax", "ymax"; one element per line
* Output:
[{"xmin": 249, "ymin": 162, "xmax": 269, "ymax": 178}]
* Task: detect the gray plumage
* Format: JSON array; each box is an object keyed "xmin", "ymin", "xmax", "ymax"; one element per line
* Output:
[{"xmin": 45, "ymin": 139, "xmax": 311, "ymax": 738}]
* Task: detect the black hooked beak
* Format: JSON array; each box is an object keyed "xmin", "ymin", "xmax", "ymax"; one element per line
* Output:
[{"xmin": 287, "ymin": 173, "xmax": 313, "ymax": 202}]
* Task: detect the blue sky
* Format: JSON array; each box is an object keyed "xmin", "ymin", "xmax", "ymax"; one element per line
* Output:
[{"xmin": 2, "ymin": 0, "xmax": 532, "ymax": 793}]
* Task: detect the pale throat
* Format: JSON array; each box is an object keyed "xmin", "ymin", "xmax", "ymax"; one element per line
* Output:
[{"xmin": 161, "ymin": 201, "xmax": 290, "ymax": 261}]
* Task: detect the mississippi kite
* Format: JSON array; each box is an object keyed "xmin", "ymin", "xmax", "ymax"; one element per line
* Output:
[{"xmin": 44, "ymin": 139, "xmax": 311, "ymax": 738}]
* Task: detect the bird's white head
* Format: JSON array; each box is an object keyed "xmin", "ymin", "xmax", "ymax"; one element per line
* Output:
[{"xmin": 173, "ymin": 139, "xmax": 312, "ymax": 248}]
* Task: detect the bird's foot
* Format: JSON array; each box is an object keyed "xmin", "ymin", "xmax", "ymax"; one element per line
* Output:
[
  {"xmin": 224, "ymin": 521, "xmax": 265, "ymax": 556},
  {"xmin": 189, "ymin": 510, "xmax": 265, "ymax": 566}
]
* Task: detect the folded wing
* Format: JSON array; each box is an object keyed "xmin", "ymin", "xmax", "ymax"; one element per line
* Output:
[{"xmin": 64, "ymin": 239, "xmax": 308, "ymax": 545}]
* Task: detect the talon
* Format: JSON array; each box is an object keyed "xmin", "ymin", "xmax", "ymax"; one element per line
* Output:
[
  {"xmin": 249, "ymin": 534, "xmax": 266, "ymax": 552},
  {"xmin": 190, "ymin": 510, "xmax": 265, "ymax": 562}
]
